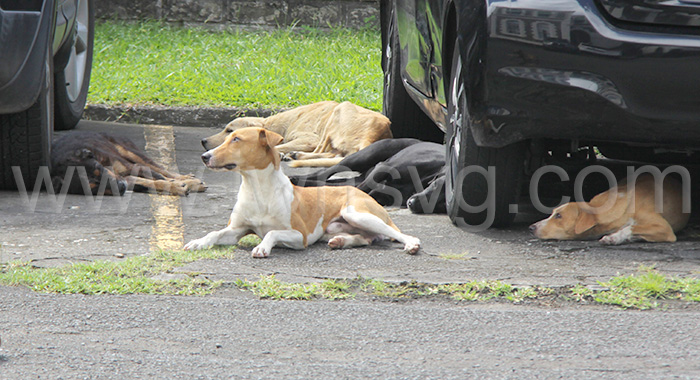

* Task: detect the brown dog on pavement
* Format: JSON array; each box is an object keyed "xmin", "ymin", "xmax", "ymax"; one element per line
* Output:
[
  {"xmin": 201, "ymin": 101, "xmax": 393, "ymax": 167},
  {"xmin": 530, "ymin": 174, "xmax": 690, "ymax": 244},
  {"xmin": 51, "ymin": 131, "xmax": 207, "ymax": 196},
  {"xmin": 185, "ymin": 127, "xmax": 420, "ymax": 257}
]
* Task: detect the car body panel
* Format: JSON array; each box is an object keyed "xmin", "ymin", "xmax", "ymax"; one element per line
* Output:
[
  {"xmin": 389, "ymin": 0, "xmax": 700, "ymax": 149},
  {"xmin": 599, "ymin": 0, "xmax": 700, "ymax": 28},
  {"xmin": 0, "ymin": 0, "xmax": 56, "ymax": 113}
]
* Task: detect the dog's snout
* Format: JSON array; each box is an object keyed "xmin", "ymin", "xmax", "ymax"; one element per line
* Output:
[
  {"xmin": 201, "ymin": 138, "xmax": 208, "ymax": 149},
  {"xmin": 117, "ymin": 179, "xmax": 127, "ymax": 195},
  {"xmin": 529, "ymin": 223, "xmax": 537, "ymax": 234},
  {"xmin": 201, "ymin": 152, "xmax": 211, "ymax": 164}
]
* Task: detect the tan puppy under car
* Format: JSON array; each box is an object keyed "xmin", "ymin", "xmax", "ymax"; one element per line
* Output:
[
  {"xmin": 185, "ymin": 127, "xmax": 420, "ymax": 257},
  {"xmin": 530, "ymin": 174, "xmax": 690, "ymax": 244}
]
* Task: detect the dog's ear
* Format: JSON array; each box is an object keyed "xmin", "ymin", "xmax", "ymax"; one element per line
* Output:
[
  {"xmin": 258, "ymin": 129, "xmax": 284, "ymax": 148},
  {"xmin": 51, "ymin": 176, "xmax": 63, "ymax": 194},
  {"xmin": 574, "ymin": 208, "xmax": 597, "ymax": 235},
  {"xmin": 74, "ymin": 149, "xmax": 94, "ymax": 159},
  {"xmin": 587, "ymin": 188, "xmax": 629, "ymax": 226},
  {"xmin": 258, "ymin": 129, "xmax": 283, "ymax": 169}
]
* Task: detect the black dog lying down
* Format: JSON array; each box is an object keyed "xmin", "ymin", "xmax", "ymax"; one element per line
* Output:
[
  {"xmin": 51, "ymin": 131, "xmax": 207, "ymax": 196},
  {"xmin": 289, "ymin": 138, "xmax": 446, "ymax": 214}
]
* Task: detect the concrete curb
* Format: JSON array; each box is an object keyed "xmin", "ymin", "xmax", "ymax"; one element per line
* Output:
[
  {"xmin": 84, "ymin": 104, "xmax": 280, "ymax": 128},
  {"xmin": 95, "ymin": 0, "xmax": 380, "ymax": 30}
]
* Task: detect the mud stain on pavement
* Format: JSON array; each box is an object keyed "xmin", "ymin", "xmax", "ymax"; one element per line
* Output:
[{"xmin": 144, "ymin": 125, "xmax": 184, "ymax": 251}]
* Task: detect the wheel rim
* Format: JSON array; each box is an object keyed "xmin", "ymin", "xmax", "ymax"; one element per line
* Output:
[
  {"xmin": 382, "ymin": 16, "xmax": 395, "ymax": 115},
  {"xmin": 446, "ymin": 53, "xmax": 465, "ymax": 209},
  {"xmin": 64, "ymin": 0, "xmax": 90, "ymax": 102},
  {"xmin": 382, "ymin": 40, "xmax": 392, "ymax": 110}
]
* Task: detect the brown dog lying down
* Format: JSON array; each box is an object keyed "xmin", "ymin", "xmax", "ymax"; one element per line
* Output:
[
  {"xmin": 201, "ymin": 101, "xmax": 393, "ymax": 167},
  {"xmin": 51, "ymin": 131, "xmax": 207, "ymax": 196},
  {"xmin": 530, "ymin": 174, "xmax": 690, "ymax": 244}
]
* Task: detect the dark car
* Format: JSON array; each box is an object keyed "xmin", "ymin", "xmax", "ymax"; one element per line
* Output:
[
  {"xmin": 380, "ymin": 0, "xmax": 700, "ymax": 228},
  {"xmin": 0, "ymin": 0, "xmax": 94, "ymax": 190}
]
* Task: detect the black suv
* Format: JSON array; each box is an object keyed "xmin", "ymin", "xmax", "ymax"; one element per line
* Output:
[
  {"xmin": 0, "ymin": 0, "xmax": 94, "ymax": 190},
  {"xmin": 381, "ymin": 0, "xmax": 700, "ymax": 228}
]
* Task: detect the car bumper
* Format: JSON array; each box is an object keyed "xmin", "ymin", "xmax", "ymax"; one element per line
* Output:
[{"xmin": 471, "ymin": 0, "xmax": 700, "ymax": 148}]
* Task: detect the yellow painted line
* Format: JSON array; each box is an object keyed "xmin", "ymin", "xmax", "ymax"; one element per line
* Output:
[{"xmin": 144, "ymin": 125, "xmax": 184, "ymax": 251}]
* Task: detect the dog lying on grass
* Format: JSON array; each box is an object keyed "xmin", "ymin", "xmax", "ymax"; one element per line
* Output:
[
  {"xmin": 289, "ymin": 138, "xmax": 447, "ymax": 214},
  {"xmin": 51, "ymin": 131, "xmax": 207, "ymax": 196},
  {"xmin": 530, "ymin": 174, "xmax": 689, "ymax": 244},
  {"xmin": 201, "ymin": 101, "xmax": 393, "ymax": 167},
  {"xmin": 185, "ymin": 127, "xmax": 420, "ymax": 257}
]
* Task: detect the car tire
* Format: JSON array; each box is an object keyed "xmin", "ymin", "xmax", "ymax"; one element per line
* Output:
[
  {"xmin": 444, "ymin": 44, "xmax": 525, "ymax": 228},
  {"xmin": 0, "ymin": 54, "xmax": 53, "ymax": 191},
  {"xmin": 382, "ymin": 8, "xmax": 443, "ymax": 143},
  {"xmin": 54, "ymin": 0, "xmax": 94, "ymax": 131}
]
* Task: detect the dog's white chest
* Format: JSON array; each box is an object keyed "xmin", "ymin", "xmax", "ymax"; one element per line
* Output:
[
  {"xmin": 242, "ymin": 211, "xmax": 290, "ymax": 236},
  {"xmin": 230, "ymin": 166, "xmax": 295, "ymax": 236}
]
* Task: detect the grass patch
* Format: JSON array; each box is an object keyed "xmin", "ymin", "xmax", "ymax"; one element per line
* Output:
[
  {"xmin": 2, "ymin": 253, "xmax": 698, "ymax": 310},
  {"xmin": 235, "ymin": 275, "xmax": 353, "ymax": 300},
  {"xmin": 233, "ymin": 269, "xmax": 700, "ymax": 310},
  {"xmin": 237, "ymin": 234, "xmax": 262, "ymax": 248},
  {"xmin": 589, "ymin": 266, "xmax": 700, "ymax": 309},
  {"xmin": 435, "ymin": 281, "xmax": 542, "ymax": 303},
  {"xmin": 0, "ymin": 247, "xmax": 235, "ymax": 295},
  {"xmin": 90, "ymin": 21, "xmax": 382, "ymax": 111},
  {"xmin": 438, "ymin": 252, "xmax": 472, "ymax": 261},
  {"xmin": 235, "ymin": 276, "xmax": 551, "ymax": 303}
]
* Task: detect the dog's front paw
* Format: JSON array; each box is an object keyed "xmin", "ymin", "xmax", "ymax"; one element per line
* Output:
[
  {"xmin": 185, "ymin": 178, "xmax": 208, "ymax": 193},
  {"xmin": 184, "ymin": 238, "xmax": 212, "ymax": 251},
  {"xmin": 600, "ymin": 226, "xmax": 633, "ymax": 245},
  {"xmin": 251, "ymin": 244, "xmax": 271, "ymax": 258},
  {"xmin": 402, "ymin": 237, "xmax": 421, "ymax": 255},
  {"xmin": 599, "ymin": 234, "xmax": 621, "ymax": 245},
  {"xmin": 166, "ymin": 181, "xmax": 189, "ymax": 196}
]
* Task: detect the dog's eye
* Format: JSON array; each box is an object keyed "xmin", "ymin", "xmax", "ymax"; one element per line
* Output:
[
  {"xmin": 554, "ymin": 213, "xmax": 562, "ymax": 219},
  {"xmin": 226, "ymin": 129, "xmax": 233, "ymax": 133},
  {"xmin": 232, "ymin": 136, "xmax": 240, "ymax": 142}
]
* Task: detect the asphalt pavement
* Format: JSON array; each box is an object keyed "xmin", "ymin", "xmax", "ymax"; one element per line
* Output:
[
  {"xmin": 2, "ymin": 120, "xmax": 699, "ymax": 285},
  {"xmin": 1, "ymin": 120, "xmax": 699, "ymax": 378}
]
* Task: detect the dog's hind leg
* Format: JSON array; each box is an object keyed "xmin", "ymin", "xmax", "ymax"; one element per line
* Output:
[
  {"xmin": 115, "ymin": 146, "xmax": 186, "ymax": 180},
  {"xmin": 125, "ymin": 176, "xmax": 189, "ymax": 196},
  {"xmin": 340, "ymin": 206, "xmax": 420, "ymax": 254},
  {"xmin": 182, "ymin": 177, "xmax": 208, "ymax": 193},
  {"xmin": 289, "ymin": 151, "xmax": 338, "ymax": 161},
  {"xmin": 327, "ymin": 233, "xmax": 373, "ymax": 249},
  {"xmin": 276, "ymin": 133, "xmax": 319, "ymax": 155}
]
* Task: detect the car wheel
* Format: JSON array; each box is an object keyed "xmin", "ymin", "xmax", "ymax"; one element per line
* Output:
[
  {"xmin": 0, "ymin": 51, "xmax": 53, "ymax": 190},
  {"xmin": 382, "ymin": 8, "xmax": 443, "ymax": 143},
  {"xmin": 54, "ymin": 0, "xmax": 94, "ymax": 131},
  {"xmin": 444, "ymin": 44, "xmax": 525, "ymax": 228}
]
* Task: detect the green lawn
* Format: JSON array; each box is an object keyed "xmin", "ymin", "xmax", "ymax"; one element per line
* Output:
[{"xmin": 89, "ymin": 21, "xmax": 383, "ymax": 111}]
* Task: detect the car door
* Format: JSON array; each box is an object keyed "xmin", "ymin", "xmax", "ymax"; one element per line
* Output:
[{"xmin": 395, "ymin": 0, "xmax": 447, "ymax": 105}]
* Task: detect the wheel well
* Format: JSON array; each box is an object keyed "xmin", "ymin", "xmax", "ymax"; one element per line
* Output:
[
  {"xmin": 379, "ymin": 0, "xmax": 392, "ymax": 72},
  {"xmin": 442, "ymin": 5, "xmax": 458, "ymax": 100}
]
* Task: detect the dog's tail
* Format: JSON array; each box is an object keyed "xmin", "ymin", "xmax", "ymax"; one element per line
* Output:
[{"xmin": 287, "ymin": 157, "xmax": 345, "ymax": 168}]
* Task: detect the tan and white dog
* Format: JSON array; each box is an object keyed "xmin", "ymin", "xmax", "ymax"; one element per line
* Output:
[
  {"xmin": 185, "ymin": 127, "xmax": 420, "ymax": 257},
  {"xmin": 201, "ymin": 101, "xmax": 393, "ymax": 167},
  {"xmin": 530, "ymin": 174, "xmax": 690, "ymax": 244}
]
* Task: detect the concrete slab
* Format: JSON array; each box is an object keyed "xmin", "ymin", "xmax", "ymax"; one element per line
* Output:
[{"xmin": 2, "ymin": 120, "xmax": 699, "ymax": 286}]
